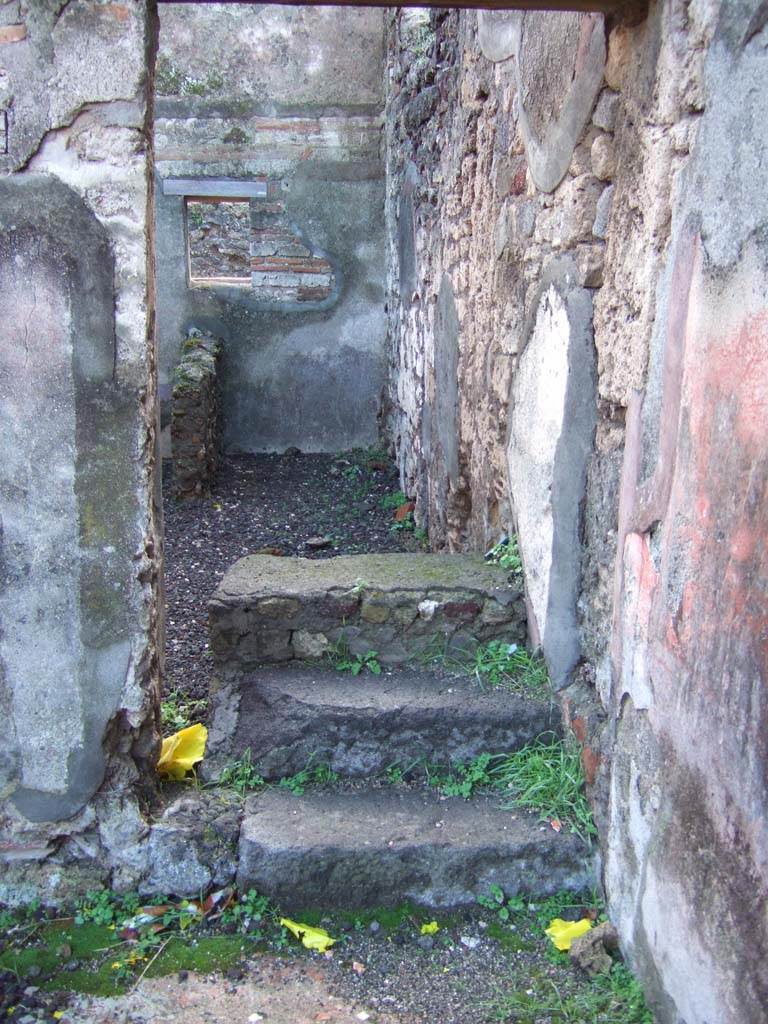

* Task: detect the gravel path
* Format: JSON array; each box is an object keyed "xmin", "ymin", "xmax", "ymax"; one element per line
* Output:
[{"xmin": 162, "ymin": 450, "xmax": 417, "ymax": 707}]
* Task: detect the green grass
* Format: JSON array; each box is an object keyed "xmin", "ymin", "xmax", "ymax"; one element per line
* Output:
[
  {"xmin": 218, "ymin": 748, "xmax": 265, "ymax": 796},
  {"xmin": 415, "ymin": 634, "xmax": 549, "ymax": 699},
  {"xmin": 489, "ymin": 739, "xmax": 597, "ymax": 843},
  {"xmin": 491, "ymin": 962, "xmax": 653, "ymax": 1023},
  {"xmin": 383, "ymin": 738, "xmax": 594, "ymax": 842},
  {"xmin": 380, "ymin": 489, "xmax": 408, "ymax": 510},
  {"xmin": 474, "ymin": 641, "xmax": 550, "ymax": 694}
]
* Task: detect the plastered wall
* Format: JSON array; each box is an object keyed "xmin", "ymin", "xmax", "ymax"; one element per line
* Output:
[
  {"xmin": 154, "ymin": 3, "xmax": 388, "ymax": 454},
  {"xmin": 0, "ymin": 0, "xmax": 160, "ymax": 902}
]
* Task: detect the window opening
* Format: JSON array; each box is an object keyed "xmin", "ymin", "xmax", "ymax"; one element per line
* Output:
[{"xmin": 186, "ymin": 197, "xmax": 251, "ymax": 285}]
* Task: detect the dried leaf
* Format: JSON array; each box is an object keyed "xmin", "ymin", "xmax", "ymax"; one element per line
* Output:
[
  {"xmin": 550, "ymin": 818, "xmax": 562, "ymax": 833},
  {"xmin": 157, "ymin": 723, "xmax": 207, "ymax": 780},
  {"xmin": 351, "ymin": 961, "xmax": 366, "ymax": 975},
  {"xmin": 280, "ymin": 917, "xmax": 336, "ymax": 952},
  {"xmin": 545, "ymin": 917, "xmax": 593, "ymax": 951},
  {"xmin": 394, "ymin": 501, "xmax": 416, "ymax": 522}
]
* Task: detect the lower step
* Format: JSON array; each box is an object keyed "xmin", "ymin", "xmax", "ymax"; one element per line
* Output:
[
  {"xmin": 208, "ymin": 664, "xmax": 558, "ymax": 779},
  {"xmin": 237, "ymin": 788, "xmax": 595, "ymax": 910}
]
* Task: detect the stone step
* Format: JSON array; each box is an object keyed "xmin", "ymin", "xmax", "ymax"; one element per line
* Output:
[
  {"xmin": 209, "ymin": 552, "xmax": 526, "ymax": 678},
  {"xmin": 237, "ymin": 788, "xmax": 595, "ymax": 910},
  {"xmin": 207, "ymin": 664, "xmax": 558, "ymax": 780}
]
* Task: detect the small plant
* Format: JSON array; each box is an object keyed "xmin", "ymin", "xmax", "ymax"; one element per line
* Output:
[
  {"xmin": 489, "ymin": 738, "xmax": 597, "ymax": 844},
  {"xmin": 390, "ymin": 511, "xmax": 415, "ymax": 533},
  {"xmin": 487, "ymin": 535, "xmax": 523, "ymax": 575},
  {"xmin": 220, "ymin": 889, "xmax": 272, "ymax": 936},
  {"xmin": 75, "ymin": 889, "xmax": 140, "ymax": 927},
  {"xmin": 477, "ymin": 884, "xmax": 526, "ymax": 923},
  {"xmin": 279, "ymin": 759, "xmax": 339, "ymax": 795},
  {"xmin": 380, "ymin": 490, "xmax": 407, "ymax": 510},
  {"xmin": 474, "ymin": 641, "xmax": 549, "ymax": 693},
  {"xmin": 219, "ymin": 748, "xmax": 265, "ymax": 796},
  {"xmin": 328, "ymin": 641, "xmax": 382, "ymax": 676},
  {"xmin": 161, "ymin": 690, "xmax": 208, "ymax": 732},
  {"xmin": 427, "ymin": 753, "xmax": 496, "ymax": 799}
]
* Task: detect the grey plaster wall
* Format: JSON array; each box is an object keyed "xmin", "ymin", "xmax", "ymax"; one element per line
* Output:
[
  {"xmin": 155, "ymin": 5, "xmax": 387, "ymax": 453},
  {"xmin": 0, "ymin": 1, "xmax": 159, "ymax": 903}
]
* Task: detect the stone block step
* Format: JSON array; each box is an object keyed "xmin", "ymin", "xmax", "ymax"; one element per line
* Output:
[
  {"xmin": 237, "ymin": 788, "xmax": 595, "ymax": 910},
  {"xmin": 209, "ymin": 552, "xmax": 526, "ymax": 677},
  {"xmin": 208, "ymin": 664, "xmax": 558, "ymax": 780}
]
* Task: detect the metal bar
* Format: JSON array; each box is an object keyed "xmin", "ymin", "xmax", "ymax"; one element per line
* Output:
[{"xmin": 162, "ymin": 178, "xmax": 268, "ymax": 198}]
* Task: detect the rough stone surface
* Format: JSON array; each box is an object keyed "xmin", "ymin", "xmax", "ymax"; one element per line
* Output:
[
  {"xmin": 0, "ymin": 0, "xmax": 159, "ymax": 866},
  {"xmin": 209, "ymin": 554, "xmax": 526, "ymax": 676},
  {"xmin": 154, "ymin": 6, "xmax": 387, "ymax": 453},
  {"xmin": 171, "ymin": 331, "xmax": 222, "ymax": 499},
  {"xmin": 384, "ymin": 11, "xmax": 608, "ymax": 554},
  {"xmin": 140, "ymin": 792, "xmax": 240, "ymax": 897},
  {"xmin": 207, "ymin": 664, "xmax": 558, "ymax": 779},
  {"xmin": 237, "ymin": 788, "xmax": 595, "ymax": 910},
  {"xmin": 384, "ymin": 6, "xmax": 768, "ymax": 1022}
]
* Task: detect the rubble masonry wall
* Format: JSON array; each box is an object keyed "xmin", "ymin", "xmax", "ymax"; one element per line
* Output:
[{"xmin": 383, "ymin": 5, "xmax": 767, "ymax": 1022}]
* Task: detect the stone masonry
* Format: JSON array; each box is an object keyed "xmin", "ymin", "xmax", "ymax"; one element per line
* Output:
[
  {"xmin": 209, "ymin": 552, "xmax": 526, "ymax": 677},
  {"xmin": 383, "ymin": 6, "xmax": 768, "ymax": 1023},
  {"xmin": 171, "ymin": 331, "xmax": 222, "ymax": 500}
]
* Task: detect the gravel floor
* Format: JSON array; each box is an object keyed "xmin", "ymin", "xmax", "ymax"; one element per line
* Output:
[{"xmin": 162, "ymin": 450, "xmax": 418, "ymax": 708}]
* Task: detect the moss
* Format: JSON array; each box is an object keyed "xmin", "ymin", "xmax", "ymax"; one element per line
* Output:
[
  {"xmin": 0, "ymin": 921, "xmax": 257, "ymax": 998},
  {"xmin": 0, "ymin": 922, "xmax": 121, "ymax": 996},
  {"xmin": 486, "ymin": 920, "xmax": 535, "ymax": 953},
  {"xmin": 143, "ymin": 935, "xmax": 251, "ymax": 977}
]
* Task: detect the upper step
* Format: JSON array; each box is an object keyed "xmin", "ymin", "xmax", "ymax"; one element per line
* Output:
[
  {"xmin": 237, "ymin": 787, "xmax": 595, "ymax": 911},
  {"xmin": 209, "ymin": 552, "xmax": 526, "ymax": 677},
  {"xmin": 207, "ymin": 664, "xmax": 558, "ymax": 779}
]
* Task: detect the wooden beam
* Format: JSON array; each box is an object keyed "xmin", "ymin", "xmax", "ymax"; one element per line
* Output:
[{"xmin": 157, "ymin": 0, "xmax": 636, "ymax": 13}]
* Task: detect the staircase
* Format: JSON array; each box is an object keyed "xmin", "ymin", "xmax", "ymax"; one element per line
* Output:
[{"xmin": 207, "ymin": 553, "xmax": 595, "ymax": 911}]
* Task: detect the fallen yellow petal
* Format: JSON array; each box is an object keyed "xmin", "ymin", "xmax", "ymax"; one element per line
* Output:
[
  {"xmin": 420, "ymin": 921, "xmax": 439, "ymax": 935},
  {"xmin": 545, "ymin": 917, "xmax": 593, "ymax": 951},
  {"xmin": 280, "ymin": 917, "xmax": 336, "ymax": 952},
  {"xmin": 157, "ymin": 723, "xmax": 208, "ymax": 780}
]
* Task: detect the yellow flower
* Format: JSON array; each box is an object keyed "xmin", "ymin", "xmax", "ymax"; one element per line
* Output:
[
  {"xmin": 545, "ymin": 917, "xmax": 593, "ymax": 951},
  {"xmin": 156, "ymin": 723, "xmax": 208, "ymax": 780},
  {"xmin": 53, "ymin": 1014, "xmax": 65, "ymax": 1021},
  {"xmin": 420, "ymin": 921, "xmax": 439, "ymax": 935},
  {"xmin": 111, "ymin": 962, "xmax": 122, "ymax": 969},
  {"xmin": 280, "ymin": 917, "xmax": 336, "ymax": 952}
]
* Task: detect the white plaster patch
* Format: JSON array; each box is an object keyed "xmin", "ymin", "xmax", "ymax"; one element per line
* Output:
[{"xmin": 506, "ymin": 285, "xmax": 570, "ymax": 641}]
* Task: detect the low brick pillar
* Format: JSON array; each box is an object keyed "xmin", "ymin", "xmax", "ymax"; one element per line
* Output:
[{"xmin": 171, "ymin": 331, "xmax": 222, "ymax": 499}]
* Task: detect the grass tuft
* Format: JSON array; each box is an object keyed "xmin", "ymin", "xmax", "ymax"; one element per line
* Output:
[{"xmin": 489, "ymin": 738, "xmax": 596, "ymax": 843}]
